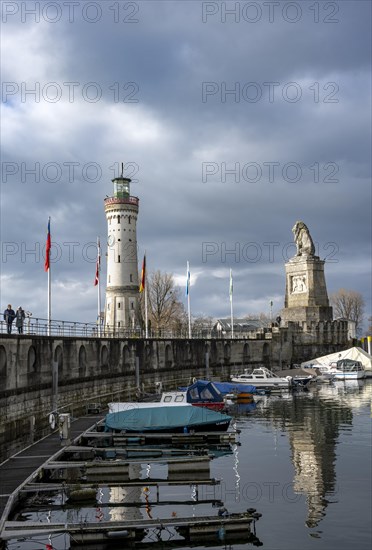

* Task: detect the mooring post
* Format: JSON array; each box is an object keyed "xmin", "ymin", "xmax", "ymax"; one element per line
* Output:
[
  {"xmin": 135, "ymin": 356, "xmax": 140, "ymax": 389},
  {"xmin": 52, "ymin": 360, "xmax": 58, "ymax": 412}
]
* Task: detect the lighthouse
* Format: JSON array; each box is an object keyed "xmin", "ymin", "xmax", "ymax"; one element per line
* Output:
[{"xmin": 104, "ymin": 169, "xmax": 140, "ymax": 331}]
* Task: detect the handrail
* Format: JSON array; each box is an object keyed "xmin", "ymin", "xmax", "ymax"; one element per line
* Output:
[{"xmin": 0, "ymin": 318, "xmax": 271, "ymax": 340}]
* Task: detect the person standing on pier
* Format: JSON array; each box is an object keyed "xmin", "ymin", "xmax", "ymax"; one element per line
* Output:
[
  {"xmin": 15, "ymin": 306, "xmax": 26, "ymax": 334},
  {"xmin": 3, "ymin": 304, "xmax": 15, "ymax": 334}
]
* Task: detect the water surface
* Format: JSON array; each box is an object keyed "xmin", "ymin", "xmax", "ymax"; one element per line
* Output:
[{"xmin": 7, "ymin": 380, "xmax": 372, "ymax": 550}]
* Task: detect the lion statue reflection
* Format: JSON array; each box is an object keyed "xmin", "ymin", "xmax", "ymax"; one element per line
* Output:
[{"xmin": 292, "ymin": 221, "xmax": 315, "ymax": 257}]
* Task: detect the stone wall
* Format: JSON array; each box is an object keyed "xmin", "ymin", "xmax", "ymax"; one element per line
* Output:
[{"xmin": 0, "ymin": 321, "xmax": 349, "ymax": 462}]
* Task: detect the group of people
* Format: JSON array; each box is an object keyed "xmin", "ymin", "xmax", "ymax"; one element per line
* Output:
[{"xmin": 3, "ymin": 305, "xmax": 26, "ymax": 334}]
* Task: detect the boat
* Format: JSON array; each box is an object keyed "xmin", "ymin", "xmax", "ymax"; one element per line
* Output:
[
  {"xmin": 301, "ymin": 346, "xmax": 372, "ymax": 378},
  {"xmin": 330, "ymin": 359, "xmax": 365, "ymax": 380},
  {"xmin": 176, "ymin": 380, "xmax": 226, "ymax": 411},
  {"xmin": 276, "ymin": 368, "xmax": 317, "ymax": 388},
  {"xmin": 104, "ymin": 405, "xmax": 232, "ymax": 433},
  {"xmin": 109, "ymin": 380, "xmax": 226, "ymax": 414},
  {"xmin": 309, "ymin": 365, "xmax": 336, "ymax": 383},
  {"xmin": 188, "ymin": 379, "xmax": 269, "ymax": 403},
  {"xmin": 231, "ymin": 367, "xmax": 292, "ymax": 390}
]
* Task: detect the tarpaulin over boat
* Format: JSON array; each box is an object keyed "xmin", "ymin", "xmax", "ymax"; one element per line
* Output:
[
  {"xmin": 301, "ymin": 347, "xmax": 372, "ymax": 374},
  {"xmin": 189, "ymin": 379, "xmax": 257, "ymax": 395},
  {"xmin": 178, "ymin": 380, "xmax": 225, "ymax": 404},
  {"xmin": 104, "ymin": 405, "xmax": 232, "ymax": 432}
]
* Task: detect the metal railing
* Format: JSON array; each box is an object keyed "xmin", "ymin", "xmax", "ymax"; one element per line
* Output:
[{"xmin": 0, "ymin": 317, "xmax": 272, "ymax": 340}]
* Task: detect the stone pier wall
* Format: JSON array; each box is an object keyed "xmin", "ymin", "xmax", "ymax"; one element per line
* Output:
[{"xmin": 0, "ymin": 321, "xmax": 349, "ymax": 462}]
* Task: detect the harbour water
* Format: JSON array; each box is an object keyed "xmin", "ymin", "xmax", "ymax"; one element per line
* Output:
[{"xmin": 7, "ymin": 379, "xmax": 372, "ymax": 550}]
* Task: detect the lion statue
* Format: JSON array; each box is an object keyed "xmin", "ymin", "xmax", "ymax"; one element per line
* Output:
[{"xmin": 292, "ymin": 221, "xmax": 315, "ymax": 257}]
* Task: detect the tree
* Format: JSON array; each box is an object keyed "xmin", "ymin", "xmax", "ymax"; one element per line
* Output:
[
  {"xmin": 367, "ymin": 316, "xmax": 372, "ymax": 336},
  {"xmin": 330, "ymin": 289, "xmax": 365, "ymax": 336},
  {"xmin": 192, "ymin": 314, "xmax": 214, "ymax": 336},
  {"xmin": 140, "ymin": 270, "xmax": 186, "ymax": 333}
]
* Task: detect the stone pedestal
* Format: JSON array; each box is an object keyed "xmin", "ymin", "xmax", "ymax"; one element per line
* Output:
[{"xmin": 282, "ymin": 256, "xmax": 333, "ymax": 325}]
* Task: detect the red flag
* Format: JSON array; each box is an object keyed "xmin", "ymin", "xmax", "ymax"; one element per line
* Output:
[
  {"xmin": 94, "ymin": 238, "xmax": 101, "ymax": 286},
  {"xmin": 139, "ymin": 254, "xmax": 146, "ymax": 292},
  {"xmin": 44, "ymin": 218, "xmax": 51, "ymax": 272}
]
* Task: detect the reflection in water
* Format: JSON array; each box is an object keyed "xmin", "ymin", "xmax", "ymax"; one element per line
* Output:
[
  {"xmin": 233, "ymin": 443, "xmax": 241, "ymax": 501},
  {"xmin": 256, "ymin": 380, "xmax": 370, "ymax": 528}
]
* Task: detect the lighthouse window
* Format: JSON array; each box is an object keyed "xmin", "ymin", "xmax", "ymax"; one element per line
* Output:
[
  {"xmin": 118, "ymin": 255, "xmax": 121, "ymax": 263},
  {"xmin": 131, "ymin": 302, "xmax": 134, "ymax": 310},
  {"xmin": 118, "ymin": 303, "xmax": 121, "ymax": 309},
  {"xmin": 108, "ymin": 276, "xmax": 111, "ymax": 283},
  {"xmin": 130, "ymin": 274, "xmax": 133, "ymax": 282},
  {"xmin": 128, "ymin": 216, "xmax": 131, "ymax": 224},
  {"xmin": 118, "ymin": 322, "xmax": 121, "ymax": 327},
  {"xmin": 117, "ymin": 216, "xmax": 121, "ymax": 224}
]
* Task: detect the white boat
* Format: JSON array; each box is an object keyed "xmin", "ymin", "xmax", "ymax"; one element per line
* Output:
[
  {"xmin": 109, "ymin": 381, "xmax": 226, "ymax": 413},
  {"xmin": 231, "ymin": 367, "xmax": 292, "ymax": 390},
  {"xmin": 330, "ymin": 360, "xmax": 365, "ymax": 380},
  {"xmin": 108, "ymin": 392, "xmax": 189, "ymax": 413}
]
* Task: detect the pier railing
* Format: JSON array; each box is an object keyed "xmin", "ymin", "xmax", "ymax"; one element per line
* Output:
[{"xmin": 0, "ymin": 317, "xmax": 272, "ymax": 339}]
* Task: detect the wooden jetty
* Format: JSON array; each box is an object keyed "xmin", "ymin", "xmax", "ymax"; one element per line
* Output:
[
  {"xmin": 0, "ymin": 410, "xmax": 260, "ymax": 549},
  {"xmin": 2, "ymin": 511, "xmax": 257, "ymax": 544}
]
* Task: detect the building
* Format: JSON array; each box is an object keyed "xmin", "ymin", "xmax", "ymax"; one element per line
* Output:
[
  {"xmin": 104, "ymin": 172, "xmax": 141, "ymax": 331},
  {"xmin": 212, "ymin": 318, "xmax": 268, "ymax": 337}
]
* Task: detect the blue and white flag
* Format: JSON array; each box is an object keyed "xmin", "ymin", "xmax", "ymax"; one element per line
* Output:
[{"xmin": 186, "ymin": 261, "xmax": 190, "ymax": 296}]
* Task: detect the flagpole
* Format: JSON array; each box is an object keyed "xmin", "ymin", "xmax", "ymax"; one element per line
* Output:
[
  {"xmin": 187, "ymin": 261, "xmax": 191, "ymax": 339},
  {"xmin": 97, "ymin": 237, "xmax": 101, "ymax": 337},
  {"xmin": 48, "ymin": 262, "xmax": 51, "ymax": 336},
  {"xmin": 230, "ymin": 268, "xmax": 234, "ymax": 339},
  {"xmin": 144, "ymin": 251, "xmax": 148, "ymax": 339},
  {"xmin": 47, "ymin": 217, "xmax": 51, "ymax": 336}
]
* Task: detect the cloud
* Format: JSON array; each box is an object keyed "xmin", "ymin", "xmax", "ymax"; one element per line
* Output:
[{"xmin": 1, "ymin": 1, "xmax": 371, "ymax": 328}]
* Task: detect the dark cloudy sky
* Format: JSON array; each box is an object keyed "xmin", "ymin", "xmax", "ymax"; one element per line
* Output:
[{"xmin": 1, "ymin": 0, "xmax": 371, "ymax": 328}]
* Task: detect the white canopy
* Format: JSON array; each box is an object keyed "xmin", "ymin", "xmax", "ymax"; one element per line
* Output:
[{"xmin": 301, "ymin": 347, "xmax": 372, "ymax": 373}]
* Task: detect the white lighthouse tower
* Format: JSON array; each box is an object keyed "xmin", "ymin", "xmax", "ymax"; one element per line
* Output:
[{"xmin": 104, "ymin": 168, "xmax": 140, "ymax": 331}]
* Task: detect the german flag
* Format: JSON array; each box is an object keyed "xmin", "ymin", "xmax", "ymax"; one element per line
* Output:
[
  {"xmin": 139, "ymin": 254, "xmax": 146, "ymax": 292},
  {"xmin": 44, "ymin": 217, "xmax": 51, "ymax": 272}
]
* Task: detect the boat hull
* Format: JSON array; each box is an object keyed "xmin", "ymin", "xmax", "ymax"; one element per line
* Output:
[
  {"xmin": 230, "ymin": 377, "xmax": 290, "ymax": 390},
  {"xmin": 333, "ymin": 371, "xmax": 365, "ymax": 380}
]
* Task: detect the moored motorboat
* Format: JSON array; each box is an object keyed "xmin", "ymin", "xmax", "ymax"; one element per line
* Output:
[
  {"xmin": 310, "ymin": 365, "xmax": 336, "ymax": 383},
  {"xmin": 330, "ymin": 359, "xmax": 365, "ymax": 380},
  {"xmin": 109, "ymin": 380, "xmax": 226, "ymax": 414},
  {"xmin": 191, "ymin": 379, "xmax": 269, "ymax": 403},
  {"xmin": 177, "ymin": 380, "xmax": 226, "ymax": 411},
  {"xmin": 276, "ymin": 368, "xmax": 317, "ymax": 388},
  {"xmin": 231, "ymin": 367, "xmax": 292, "ymax": 390},
  {"xmin": 104, "ymin": 405, "xmax": 232, "ymax": 433}
]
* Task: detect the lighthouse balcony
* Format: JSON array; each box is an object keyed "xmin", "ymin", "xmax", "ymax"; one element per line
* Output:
[{"xmin": 104, "ymin": 196, "xmax": 139, "ymax": 207}]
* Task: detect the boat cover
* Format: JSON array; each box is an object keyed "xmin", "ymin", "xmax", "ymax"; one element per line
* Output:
[
  {"xmin": 187, "ymin": 379, "xmax": 257, "ymax": 395},
  {"xmin": 185, "ymin": 380, "xmax": 224, "ymax": 403},
  {"xmin": 301, "ymin": 347, "xmax": 372, "ymax": 372},
  {"xmin": 104, "ymin": 405, "xmax": 232, "ymax": 432}
]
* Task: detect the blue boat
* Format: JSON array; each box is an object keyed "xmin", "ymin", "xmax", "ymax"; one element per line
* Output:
[
  {"xmin": 189, "ymin": 379, "xmax": 267, "ymax": 396},
  {"xmin": 104, "ymin": 405, "xmax": 232, "ymax": 433}
]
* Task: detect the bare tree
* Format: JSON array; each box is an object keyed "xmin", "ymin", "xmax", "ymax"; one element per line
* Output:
[
  {"xmin": 192, "ymin": 314, "xmax": 214, "ymax": 336},
  {"xmin": 140, "ymin": 270, "xmax": 186, "ymax": 333},
  {"xmin": 330, "ymin": 288, "xmax": 365, "ymax": 336},
  {"xmin": 367, "ymin": 316, "xmax": 372, "ymax": 336}
]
